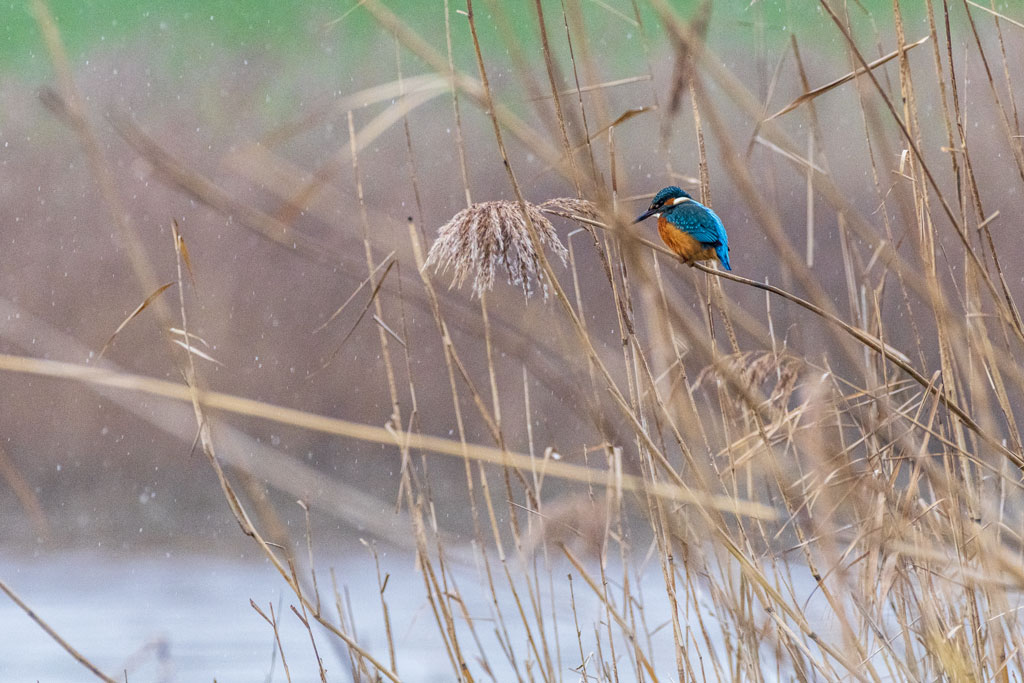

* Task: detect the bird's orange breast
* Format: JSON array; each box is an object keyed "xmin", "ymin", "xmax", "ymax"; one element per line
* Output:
[{"xmin": 658, "ymin": 216, "xmax": 718, "ymax": 263}]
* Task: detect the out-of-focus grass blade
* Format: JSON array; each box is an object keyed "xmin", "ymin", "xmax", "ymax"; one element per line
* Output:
[
  {"xmin": 274, "ymin": 87, "xmax": 445, "ymax": 226},
  {"xmin": 766, "ymin": 36, "xmax": 929, "ymax": 121},
  {"xmin": 109, "ymin": 113, "xmax": 343, "ymax": 264},
  {"xmin": 260, "ymin": 73, "xmax": 447, "ymax": 148},
  {"xmin": 96, "ymin": 282, "xmax": 175, "ymax": 360},
  {"xmin": 0, "ymin": 352, "xmax": 780, "ymax": 520}
]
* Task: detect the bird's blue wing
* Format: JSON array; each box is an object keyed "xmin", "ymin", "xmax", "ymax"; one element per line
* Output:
[{"xmin": 667, "ymin": 201, "xmax": 727, "ymax": 246}]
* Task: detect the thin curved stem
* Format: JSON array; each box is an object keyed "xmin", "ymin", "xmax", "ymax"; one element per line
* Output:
[{"xmin": 543, "ymin": 207, "xmax": 1023, "ymax": 468}]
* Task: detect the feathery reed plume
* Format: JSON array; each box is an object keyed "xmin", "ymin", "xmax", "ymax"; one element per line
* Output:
[
  {"xmin": 539, "ymin": 197, "xmax": 601, "ymax": 223},
  {"xmin": 696, "ymin": 351, "xmax": 802, "ymax": 427},
  {"xmin": 424, "ymin": 200, "xmax": 568, "ymax": 297},
  {"xmin": 521, "ymin": 494, "xmax": 609, "ymax": 559}
]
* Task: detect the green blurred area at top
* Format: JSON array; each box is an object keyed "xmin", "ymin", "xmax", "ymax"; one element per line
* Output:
[{"xmin": 2, "ymin": 0, "xmax": 934, "ymax": 79}]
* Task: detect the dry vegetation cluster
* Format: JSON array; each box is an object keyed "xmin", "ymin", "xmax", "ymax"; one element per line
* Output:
[{"xmin": 7, "ymin": 0, "xmax": 1024, "ymax": 681}]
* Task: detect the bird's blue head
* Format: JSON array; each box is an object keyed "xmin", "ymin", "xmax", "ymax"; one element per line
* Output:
[{"xmin": 634, "ymin": 186, "xmax": 693, "ymax": 223}]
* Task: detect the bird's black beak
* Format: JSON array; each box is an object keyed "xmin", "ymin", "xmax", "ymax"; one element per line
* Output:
[{"xmin": 634, "ymin": 208, "xmax": 657, "ymax": 223}]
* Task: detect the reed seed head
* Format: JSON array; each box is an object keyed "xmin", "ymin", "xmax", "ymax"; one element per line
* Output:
[
  {"xmin": 697, "ymin": 351, "xmax": 802, "ymax": 431},
  {"xmin": 539, "ymin": 197, "xmax": 601, "ymax": 223},
  {"xmin": 425, "ymin": 200, "xmax": 568, "ymax": 298}
]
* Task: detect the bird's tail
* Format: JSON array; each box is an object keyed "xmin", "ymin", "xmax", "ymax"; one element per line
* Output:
[{"xmin": 717, "ymin": 244, "xmax": 731, "ymax": 271}]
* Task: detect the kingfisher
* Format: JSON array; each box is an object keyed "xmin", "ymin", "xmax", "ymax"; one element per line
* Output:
[{"xmin": 634, "ymin": 186, "xmax": 731, "ymax": 270}]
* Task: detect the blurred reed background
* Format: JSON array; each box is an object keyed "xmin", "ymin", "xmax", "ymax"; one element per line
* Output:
[{"xmin": 3, "ymin": 0, "xmax": 1024, "ymax": 680}]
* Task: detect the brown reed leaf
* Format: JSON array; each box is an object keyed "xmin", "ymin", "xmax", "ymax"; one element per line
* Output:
[
  {"xmin": 766, "ymin": 35, "xmax": 930, "ymax": 122},
  {"xmin": 96, "ymin": 282, "xmax": 175, "ymax": 360},
  {"xmin": 172, "ymin": 222, "xmax": 198, "ymax": 293},
  {"xmin": 424, "ymin": 200, "xmax": 568, "ymax": 298}
]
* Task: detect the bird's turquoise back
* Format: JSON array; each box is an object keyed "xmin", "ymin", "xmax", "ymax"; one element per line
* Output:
[{"xmin": 665, "ymin": 200, "xmax": 731, "ymax": 270}]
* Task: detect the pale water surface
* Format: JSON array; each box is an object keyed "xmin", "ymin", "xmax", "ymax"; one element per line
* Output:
[{"xmin": 0, "ymin": 548, "xmax": 697, "ymax": 682}]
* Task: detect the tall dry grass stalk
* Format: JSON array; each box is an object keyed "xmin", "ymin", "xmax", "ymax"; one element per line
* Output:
[{"xmin": 10, "ymin": 0, "xmax": 1024, "ymax": 681}]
